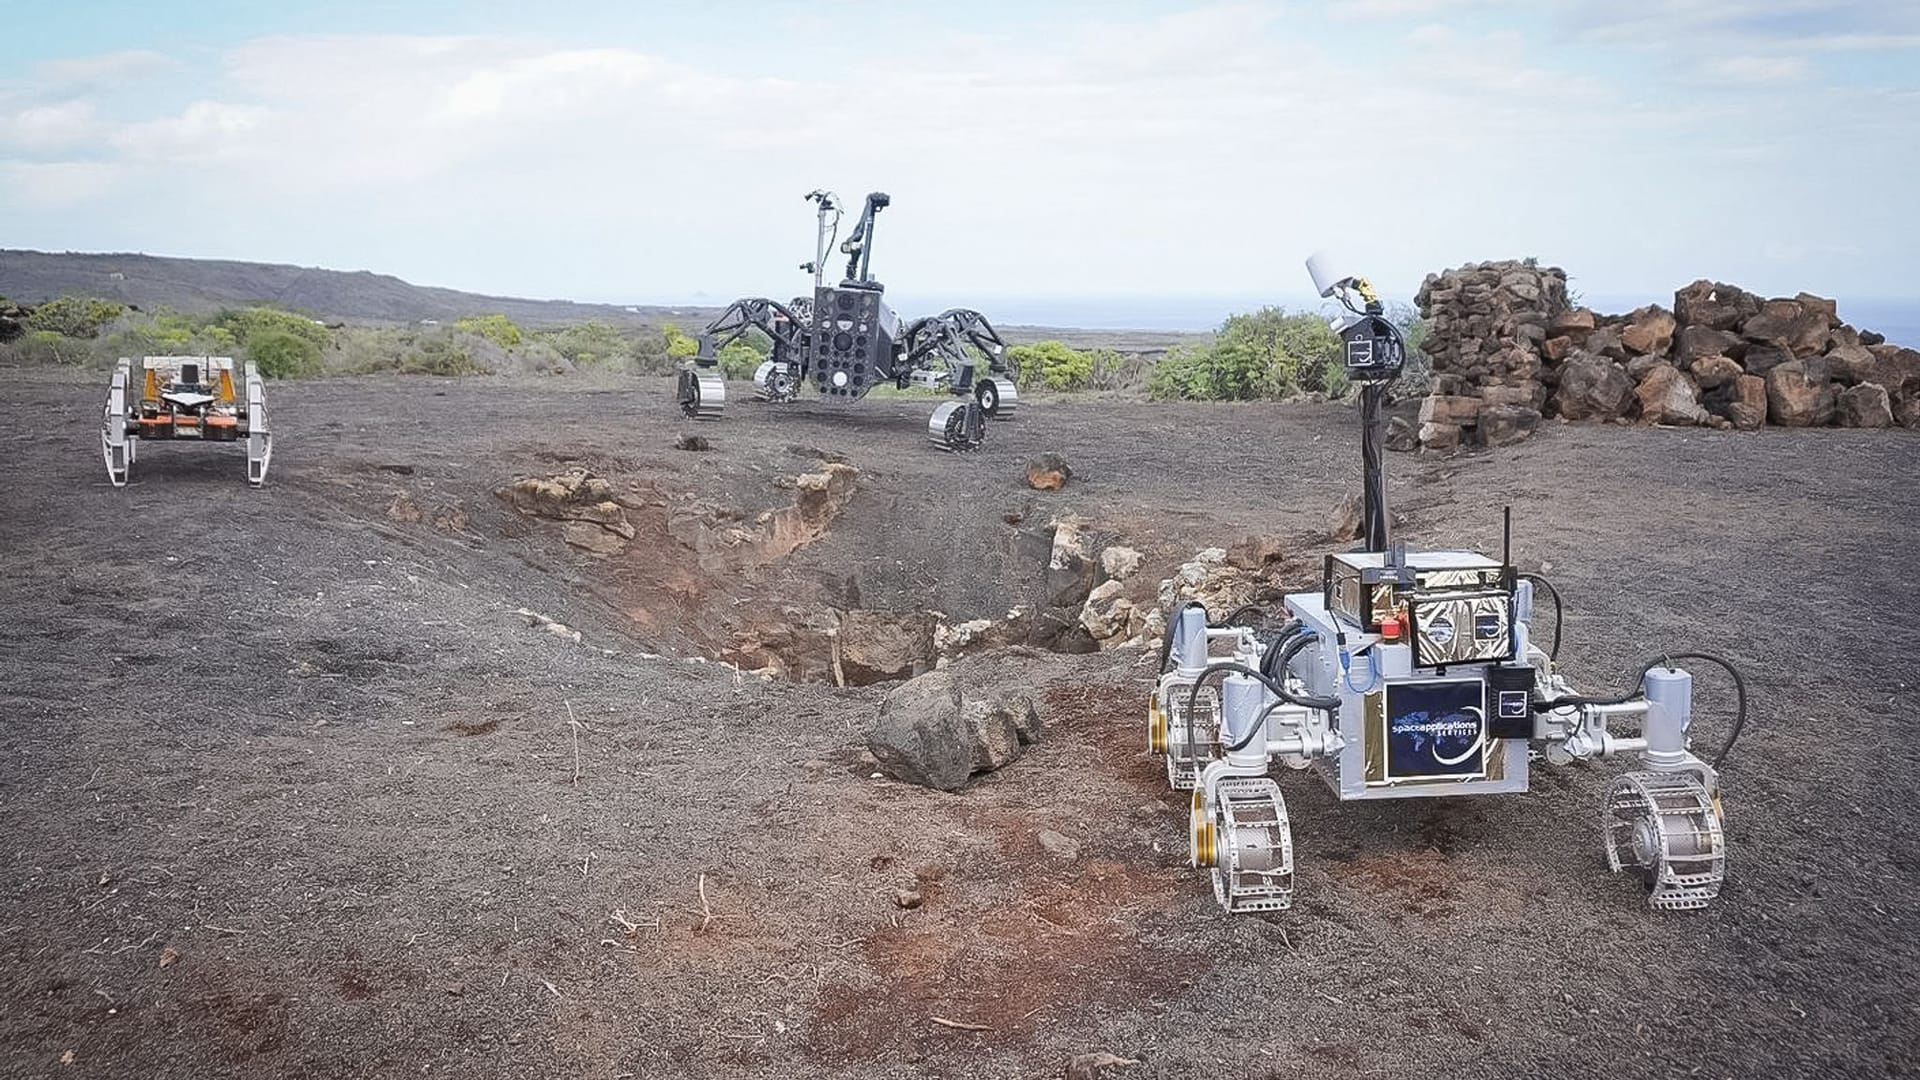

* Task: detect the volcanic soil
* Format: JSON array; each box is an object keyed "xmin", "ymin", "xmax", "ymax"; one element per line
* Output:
[{"xmin": 1, "ymin": 368, "xmax": 1916, "ymax": 1079}]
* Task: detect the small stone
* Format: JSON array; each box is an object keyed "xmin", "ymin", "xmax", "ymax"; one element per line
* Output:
[
  {"xmin": 676, "ymin": 434, "xmax": 711, "ymax": 451},
  {"xmin": 158, "ymin": 947, "xmax": 179, "ymax": 969},
  {"xmin": 1328, "ymin": 493, "xmax": 1364, "ymax": 541},
  {"xmin": 1479, "ymin": 404, "xmax": 1541, "ymax": 445},
  {"xmin": 1418, "ymin": 394, "xmax": 1481, "ymax": 426},
  {"xmin": 1225, "ymin": 535, "xmax": 1285, "ymax": 570},
  {"xmin": 1384, "ymin": 414, "xmax": 1417, "ymax": 451},
  {"xmin": 1418, "ymin": 421, "xmax": 1462, "ymax": 450},
  {"xmin": 1037, "ymin": 829, "xmax": 1080, "ymax": 860},
  {"xmin": 1099, "ymin": 545, "xmax": 1143, "ymax": 581},
  {"xmin": 1025, "ymin": 453, "xmax": 1073, "ymax": 491},
  {"xmin": 894, "ymin": 888, "xmax": 923, "ymax": 910}
]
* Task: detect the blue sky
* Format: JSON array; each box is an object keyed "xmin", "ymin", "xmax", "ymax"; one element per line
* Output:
[{"xmin": 3, "ymin": 1, "xmax": 1916, "ymax": 310}]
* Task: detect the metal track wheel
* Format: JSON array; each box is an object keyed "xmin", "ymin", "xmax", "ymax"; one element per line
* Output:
[
  {"xmin": 753, "ymin": 361, "xmax": 798, "ymax": 403},
  {"xmin": 1146, "ymin": 693, "xmax": 1168, "ymax": 755},
  {"xmin": 102, "ymin": 360, "xmax": 132, "ymax": 487},
  {"xmin": 678, "ymin": 367, "xmax": 726, "ymax": 420},
  {"xmin": 1163, "ymin": 684, "xmax": 1219, "ymax": 791},
  {"xmin": 976, "ymin": 376, "xmax": 1018, "ymax": 420},
  {"xmin": 927, "ymin": 400, "xmax": 984, "ymax": 452},
  {"xmin": 1209, "ymin": 777, "xmax": 1295, "ymax": 913},
  {"xmin": 1603, "ymin": 771, "xmax": 1726, "ymax": 911}
]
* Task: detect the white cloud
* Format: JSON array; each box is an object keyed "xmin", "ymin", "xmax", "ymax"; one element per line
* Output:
[
  {"xmin": 110, "ymin": 101, "xmax": 272, "ymax": 163},
  {"xmin": 0, "ymin": 4, "xmax": 1915, "ymax": 304},
  {"xmin": 0, "ymin": 162, "xmax": 118, "ymax": 208},
  {"xmin": 1701, "ymin": 54, "xmax": 1809, "ymax": 84},
  {"xmin": 0, "ymin": 100, "xmax": 101, "ymax": 151}
]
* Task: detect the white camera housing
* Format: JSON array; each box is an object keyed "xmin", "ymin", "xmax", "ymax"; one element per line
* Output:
[{"xmin": 1305, "ymin": 251, "xmax": 1357, "ymax": 299}]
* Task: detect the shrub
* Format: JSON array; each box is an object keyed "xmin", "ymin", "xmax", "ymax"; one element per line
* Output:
[
  {"xmin": 663, "ymin": 324, "xmax": 700, "ymax": 359},
  {"xmin": 1147, "ymin": 307, "xmax": 1341, "ymax": 401},
  {"xmin": 26, "ymin": 296, "xmax": 124, "ymax": 339},
  {"xmin": 216, "ymin": 306, "xmax": 329, "ymax": 349},
  {"xmin": 453, "ymin": 313, "xmax": 523, "ymax": 348},
  {"xmin": 716, "ymin": 340, "xmax": 765, "ymax": 379},
  {"xmin": 14, "ymin": 329, "xmax": 90, "ymax": 364},
  {"xmin": 247, "ymin": 329, "xmax": 324, "ymax": 378},
  {"xmin": 1007, "ymin": 340, "xmax": 1094, "ymax": 391},
  {"xmin": 539, "ymin": 321, "xmax": 630, "ymax": 367}
]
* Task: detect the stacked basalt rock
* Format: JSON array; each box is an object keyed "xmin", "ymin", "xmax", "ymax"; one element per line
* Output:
[
  {"xmin": 1411, "ymin": 260, "xmax": 1568, "ymax": 450},
  {"xmin": 1412, "ymin": 264, "xmax": 1920, "ymax": 447},
  {"xmin": 0, "ymin": 300, "xmax": 28, "ymax": 344}
]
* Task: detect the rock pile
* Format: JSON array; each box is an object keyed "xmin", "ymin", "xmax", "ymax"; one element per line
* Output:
[
  {"xmin": 495, "ymin": 468, "xmax": 637, "ymax": 556},
  {"xmin": 0, "ymin": 301, "xmax": 28, "ymax": 344},
  {"xmin": 1412, "ymin": 261, "xmax": 1920, "ymax": 447}
]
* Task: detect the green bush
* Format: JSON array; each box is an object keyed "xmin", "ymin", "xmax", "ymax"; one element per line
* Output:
[
  {"xmin": 1007, "ymin": 340, "xmax": 1094, "ymax": 390},
  {"xmin": 538, "ymin": 321, "xmax": 630, "ymax": 367},
  {"xmin": 25, "ymin": 296, "xmax": 124, "ymax": 339},
  {"xmin": 1148, "ymin": 307, "xmax": 1341, "ymax": 401},
  {"xmin": 15, "ymin": 329, "xmax": 89, "ymax": 364},
  {"xmin": 247, "ymin": 329, "xmax": 324, "ymax": 378},
  {"xmin": 216, "ymin": 306, "xmax": 328, "ymax": 348},
  {"xmin": 716, "ymin": 340, "xmax": 765, "ymax": 379},
  {"xmin": 663, "ymin": 324, "xmax": 699, "ymax": 360},
  {"xmin": 453, "ymin": 313, "xmax": 523, "ymax": 348}
]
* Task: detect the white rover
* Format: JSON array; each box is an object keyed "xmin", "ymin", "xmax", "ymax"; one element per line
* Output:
[
  {"xmin": 1145, "ymin": 257, "xmax": 1742, "ymax": 914},
  {"xmin": 101, "ymin": 356, "xmax": 273, "ymax": 487}
]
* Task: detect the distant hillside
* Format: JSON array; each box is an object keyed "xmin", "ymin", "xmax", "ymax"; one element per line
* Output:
[{"xmin": 0, "ymin": 250, "xmax": 701, "ymax": 328}]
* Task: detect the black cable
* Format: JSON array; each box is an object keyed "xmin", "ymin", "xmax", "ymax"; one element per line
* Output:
[
  {"xmin": 1534, "ymin": 651, "xmax": 1749, "ymax": 769},
  {"xmin": 1157, "ymin": 601, "xmax": 1208, "ymax": 674},
  {"xmin": 1221, "ymin": 604, "xmax": 1266, "ymax": 628},
  {"xmin": 1519, "ymin": 572, "xmax": 1563, "ymax": 661},
  {"xmin": 1183, "ymin": 662, "xmax": 1290, "ymax": 725},
  {"xmin": 1258, "ymin": 620, "xmax": 1303, "ymax": 676},
  {"xmin": 1651, "ymin": 651, "xmax": 1749, "ymax": 770}
]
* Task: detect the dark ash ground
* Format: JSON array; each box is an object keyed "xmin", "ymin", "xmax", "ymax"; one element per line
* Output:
[{"xmin": 1, "ymin": 370, "xmax": 1915, "ymax": 1079}]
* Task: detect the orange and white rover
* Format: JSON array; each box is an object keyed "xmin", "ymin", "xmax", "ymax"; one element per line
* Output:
[{"xmin": 101, "ymin": 356, "xmax": 273, "ymax": 487}]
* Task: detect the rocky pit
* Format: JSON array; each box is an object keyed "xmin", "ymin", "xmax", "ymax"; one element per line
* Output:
[{"xmin": 487, "ymin": 456, "xmax": 1316, "ymax": 692}]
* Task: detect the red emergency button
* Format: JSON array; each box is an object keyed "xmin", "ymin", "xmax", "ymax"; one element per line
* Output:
[{"xmin": 1380, "ymin": 615, "xmax": 1403, "ymax": 642}]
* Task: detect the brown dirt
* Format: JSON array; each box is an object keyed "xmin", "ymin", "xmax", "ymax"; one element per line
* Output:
[{"xmin": 1, "ymin": 368, "xmax": 1917, "ymax": 1079}]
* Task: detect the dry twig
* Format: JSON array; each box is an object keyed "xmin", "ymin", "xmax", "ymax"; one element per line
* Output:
[
  {"xmin": 564, "ymin": 700, "xmax": 585, "ymax": 784},
  {"xmin": 929, "ymin": 1015, "xmax": 992, "ymax": 1032}
]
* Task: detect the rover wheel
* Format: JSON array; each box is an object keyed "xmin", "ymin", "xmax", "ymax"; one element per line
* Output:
[
  {"xmin": 927, "ymin": 401, "xmax": 984, "ymax": 452},
  {"xmin": 1209, "ymin": 777, "xmax": 1294, "ymax": 913},
  {"xmin": 1164, "ymin": 684, "xmax": 1219, "ymax": 791},
  {"xmin": 753, "ymin": 362, "xmax": 798, "ymax": 403},
  {"xmin": 1603, "ymin": 771, "xmax": 1725, "ymax": 911},
  {"xmin": 678, "ymin": 368, "xmax": 726, "ymax": 420},
  {"xmin": 976, "ymin": 377, "xmax": 1018, "ymax": 420}
]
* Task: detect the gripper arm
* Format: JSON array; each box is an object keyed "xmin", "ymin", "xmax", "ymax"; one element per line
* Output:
[
  {"xmin": 839, "ymin": 191, "xmax": 890, "ymax": 285},
  {"xmin": 695, "ymin": 297, "xmax": 809, "ymax": 365},
  {"xmin": 901, "ymin": 308, "xmax": 1013, "ymax": 389}
]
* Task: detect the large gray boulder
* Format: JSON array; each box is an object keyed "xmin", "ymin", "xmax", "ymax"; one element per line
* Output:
[
  {"xmin": 1674, "ymin": 280, "xmax": 1760, "ymax": 331},
  {"xmin": 1743, "ymin": 297, "xmax": 1832, "ymax": 358},
  {"xmin": 866, "ymin": 664, "xmax": 1047, "ymax": 791},
  {"xmin": 1836, "ymin": 383, "xmax": 1894, "ymax": 429},
  {"xmin": 1766, "ymin": 360, "xmax": 1837, "ymax": 427},
  {"xmin": 838, "ymin": 610, "xmax": 936, "ymax": 686},
  {"xmin": 1552, "ymin": 354, "xmax": 1635, "ymax": 420},
  {"xmin": 1635, "ymin": 363, "xmax": 1712, "ymax": 426}
]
